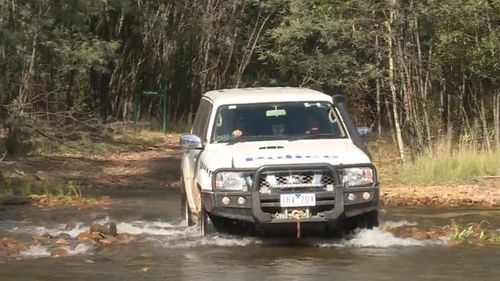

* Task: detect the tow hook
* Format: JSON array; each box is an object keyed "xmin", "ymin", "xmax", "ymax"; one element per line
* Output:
[{"xmin": 291, "ymin": 210, "xmax": 304, "ymax": 240}]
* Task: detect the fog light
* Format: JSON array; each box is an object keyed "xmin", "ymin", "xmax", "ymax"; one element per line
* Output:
[
  {"xmin": 237, "ymin": 197, "xmax": 246, "ymax": 205},
  {"xmin": 347, "ymin": 193, "xmax": 357, "ymax": 201},
  {"xmin": 362, "ymin": 192, "xmax": 371, "ymax": 200},
  {"xmin": 221, "ymin": 196, "xmax": 231, "ymax": 205}
]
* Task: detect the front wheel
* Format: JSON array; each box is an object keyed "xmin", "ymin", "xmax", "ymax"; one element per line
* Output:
[
  {"xmin": 180, "ymin": 178, "xmax": 195, "ymax": 226},
  {"xmin": 344, "ymin": 210, "xmax": 379, "ymax": 233},
  {"xmin": 180, "ymin": 191, "xmax": 194, "ymax": 226},
  {"xmin": 199, "ymin": 208, "xmax": 216, "ymax": 236}
]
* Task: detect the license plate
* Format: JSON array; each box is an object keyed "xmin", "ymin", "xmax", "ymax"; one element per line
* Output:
[{"xmin": 280, "ymin": 193, "xmax": 316, "ymax": 207}]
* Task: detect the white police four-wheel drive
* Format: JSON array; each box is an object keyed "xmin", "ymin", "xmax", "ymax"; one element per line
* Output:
[{"xmin": 180, "ymin": 87, "xmax": 379, "ymax": 236}]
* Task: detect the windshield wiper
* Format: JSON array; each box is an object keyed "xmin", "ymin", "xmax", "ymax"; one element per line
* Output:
[{"xmin": 287, "ymin": 134, "xmax": 336, "ymax": 141}]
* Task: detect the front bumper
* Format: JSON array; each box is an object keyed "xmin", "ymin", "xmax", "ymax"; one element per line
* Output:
[{"xmin": 202, "ymin": 164, "xmax": 378, "ymax": 228}]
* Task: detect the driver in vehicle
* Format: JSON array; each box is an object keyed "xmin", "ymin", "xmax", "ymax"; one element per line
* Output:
[{"xmin": 231, "ymin": 117, "xmax": 246, "ymax": 137}]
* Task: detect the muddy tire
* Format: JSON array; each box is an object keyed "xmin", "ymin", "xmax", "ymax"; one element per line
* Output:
[{"xmin": 344, "ymin": 210, "xmax": 379, "ymax": 233}]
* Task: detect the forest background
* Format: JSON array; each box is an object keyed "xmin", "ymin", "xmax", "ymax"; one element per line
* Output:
[{"xmin": 0, "ymin": 0, "xmax": 499, "ymax": 170}]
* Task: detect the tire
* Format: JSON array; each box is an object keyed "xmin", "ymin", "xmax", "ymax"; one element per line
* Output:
[
  {"xmin": 199, "ymin": 207, "xmax": 216, "ymax": 236},
  {"xmin": 181, "ymin": 191, "xmax": 195, "ymax": 226},
  {"xmin": 344, "ymin": 210, "xmax": 379, "ymax": 233},
  {"xmin": 361, "ymin": 210, "xmax": 379, "ymax": 229},
  {"xmin": 180, "ymin": 178, "xmax": 195, "ymax": 226}
]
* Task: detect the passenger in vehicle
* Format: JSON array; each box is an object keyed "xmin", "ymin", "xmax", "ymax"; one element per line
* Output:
[{"xmin": 305, "ymin": 116, "xmax": 321, "ymax": 135}]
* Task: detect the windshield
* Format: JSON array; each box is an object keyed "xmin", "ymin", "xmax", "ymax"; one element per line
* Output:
[{"xmin": 211, "ymin": 102, "xmax": 348, "ymax": 143}]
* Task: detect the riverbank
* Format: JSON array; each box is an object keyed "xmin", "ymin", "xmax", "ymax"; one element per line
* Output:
[
  {"xmin": 1, "ymin": 128, "xmax": 498, "ymax": 208},
  {"xmin": 369, "ymin": 137, "xmax": 500, "ymax": 208},
  {"xmin": 0, "ymin": 124, "xmax": 182, "ymax": 206},
  {"xmin": 380, "ymin": 182, "xmax": 500, "ymax": 208}
]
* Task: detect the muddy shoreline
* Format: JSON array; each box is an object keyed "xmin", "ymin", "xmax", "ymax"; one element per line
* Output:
[{"xmin": 380, "ymin": 182, "xmax": 500, "ymax": 208}]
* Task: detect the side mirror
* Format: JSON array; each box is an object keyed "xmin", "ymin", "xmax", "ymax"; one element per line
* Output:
[
  {"xmin": 356, "ymin": 127, "xmax": 371, "ymax": 139},
  {"xmin": 180, "ymin": 134, "xmax": 203, "ymax": 150}
]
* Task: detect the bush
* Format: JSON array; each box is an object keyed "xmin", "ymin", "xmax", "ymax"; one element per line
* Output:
[{"xmin": 3, "ymin": 101, "xmax": 33, "ymax": 155}]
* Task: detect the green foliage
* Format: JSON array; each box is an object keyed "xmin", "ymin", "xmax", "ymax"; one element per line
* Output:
[
  {"xmin": 260, "ymin": 0, "xmax": 379, "ymax": 93},
  {"xmin": 449, "ymin": 221, "xmax": 500, "ymax": 244},
  {"xmin": 0, "ymin": 0, "xmax": 499, "ymax": 155}
]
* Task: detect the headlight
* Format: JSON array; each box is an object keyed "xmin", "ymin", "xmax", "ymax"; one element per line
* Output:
[
  {"xmin": 341, "ymin": 167, "xmax": 374, "ymax": 187},
  {"xmin": 214, "ymin": 172, "xmax": 252, "ymax": 191}
]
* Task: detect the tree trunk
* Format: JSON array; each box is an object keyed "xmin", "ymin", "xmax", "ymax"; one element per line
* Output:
[
  {"xmin": 494, "ymin": 89, "xmax": 500, "ymax": 149},
  {"xmin": 479, "ymin": 82, "xmax": 490, "ymax": 150},
  {"xmin": 375, "ymin": 34, "xmax": 382, "ymax": 137},
  {"xmin": 387, "ymin": 0, "xmax": 405, "ymax": 162}
]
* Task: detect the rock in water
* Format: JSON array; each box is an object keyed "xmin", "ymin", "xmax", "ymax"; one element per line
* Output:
[
  {"xmin": 98, "ymin": 236, "xmax": 117, "ymax": 245},
  {"xmin": 90, "ymin": 223, "xmax": 103, "ymax": 233},
  {"xmin": 32, "ymin": 235, "xmax": 49, "ymax": 244},
  {"xmin": 57, "ymin": 233, "xmax": 72, "ymax": 240},
  {"xmin": 102, "ymin": 222, "xmax": 117, "ymax": 236},
  {"xmin": 64, "ymin": 223, "xmax": 76, "ymax": 231},
  {"xmin": 51, "ymin": 247, "xmax": 69, "ymax": 257},
  {"xmin": 413, "ymin": 231, "xmax": 430, "ymax": 240},
  {"xmin": 2, "ymin": 238, "xmax": 26, "ymax": 255},
  {"xmin": 55, "ymin": 238, "xmax": 68, "ymax": 245},
  {"xmin": 76, "ymin": 231, "xmax": 93, "ymax": 242},
  {"xmin": 445, "ymin": 239, "xmax": 462, "ymax": 247},
  {"xmin": 117, "ymin": 233, "xmax": 133, "ymax": 245}
]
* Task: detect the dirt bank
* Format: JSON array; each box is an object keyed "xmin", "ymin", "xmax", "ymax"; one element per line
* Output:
[
  {"xmin": 1, "ymin": 133, "xmax": 498, "ymax": 208},
  {"xmin": 0, "ymin": 134, "xmax": 182, "ymax": 193},
  {"xmin": 380, "ymin": 181, "xmax": 500, "ymax": 208}
]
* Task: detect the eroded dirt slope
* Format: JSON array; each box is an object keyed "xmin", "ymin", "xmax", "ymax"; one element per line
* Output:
[{"xmin": 0, "ymin": 134, "xmax": 181, "ymax": 190}]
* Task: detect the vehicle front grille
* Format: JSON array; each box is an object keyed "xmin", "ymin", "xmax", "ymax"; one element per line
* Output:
[{"xmin": 258, "ymin": 169, "xmax": 336, "ymax": 194}]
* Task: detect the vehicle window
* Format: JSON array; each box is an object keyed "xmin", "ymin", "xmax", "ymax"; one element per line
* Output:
[
  {"xmin": 200, "ymin": 103, "xmax": 213, "ymax": 140},
  {"xmin": 211, "ymin": 102, "xmax": 347, "ymax": 143},
  {"xmin": 192, "ymin": 99, "xmax": 213, "ymax": 140}
]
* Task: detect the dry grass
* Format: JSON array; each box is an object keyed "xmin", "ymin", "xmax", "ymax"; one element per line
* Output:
[
  {"xmin": 398, "ymin": 144, "xmax": 500, "ymax": 186},
  {"xmin": 369, "ymin": 135, "xmax": 500, "ymax": 187},
  {"xmin": 31, "ymin": 122, "xmax": 171, "ymax": 156}
]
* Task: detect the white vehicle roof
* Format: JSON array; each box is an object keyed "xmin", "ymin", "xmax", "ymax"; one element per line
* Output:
[{"xmin": 204, "ymin": 87, "xmax": 333, "ymax": 106}]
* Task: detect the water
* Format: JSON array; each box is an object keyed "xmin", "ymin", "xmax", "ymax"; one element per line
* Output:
[{"xmin": 1, "ymin": 188, "xmax": 499, "ymax": 281}]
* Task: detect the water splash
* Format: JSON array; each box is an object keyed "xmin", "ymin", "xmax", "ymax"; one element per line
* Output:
[
  {"xmin": 18, "ymin": 243, "xmax": 93, "ymax": 258},
  {"xmin": 18, "ymin": 245, "xmax": 51, "ymax": 258},
  {"xmin": 7, "ymin": 222, "xmax": 88, "ymax": 238},
  {"xmin": 4, "ymin": 218, "xmax": 444, "ymax": 257},
  {"xmin": 317, "ymin": 227, "xmax": 442, "ymax": 248},
  {"xmin": 116, "ymin": 220, "xmax": 185, "ymax": 236},
  {"xmin": 344, "ymin": 227, "xmax": 433, "ymax": 247}
]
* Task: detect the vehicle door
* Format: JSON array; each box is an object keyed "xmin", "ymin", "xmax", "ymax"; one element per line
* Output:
[{"xmin": 181, "ymin": 98, "xmax": 213, "ymax": 210}]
